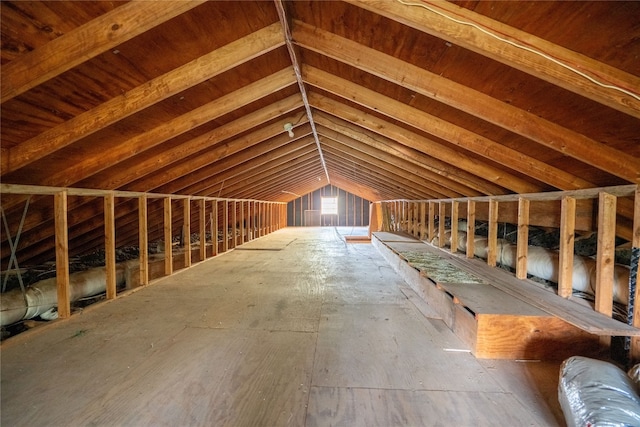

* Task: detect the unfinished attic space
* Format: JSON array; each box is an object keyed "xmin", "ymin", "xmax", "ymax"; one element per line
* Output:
[{"xmin": 1, "ymin": 0, "xmax": 640, "ymax": 425}]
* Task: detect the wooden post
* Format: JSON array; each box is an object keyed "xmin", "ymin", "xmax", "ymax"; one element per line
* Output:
[
  {"xmin": 558, "ymin": 196, "xmax": 576, "ymax": 298},
  {"xmin": 428, "ymin": 201, "xmax": 435, "ymax": 243},
  {"xmin": 487, "ymin": 199, "xmax": 499, "ymax": 267},
  {"xmin": 139, "ymin": 195, "xmax": 148, "ymax": 286},
  {"xmin": 239, "ymin": 201, "xmax": 245, "ymax": 244},
  {"xmin": 257, "ymin": 202, "xmax": 262, "ymax": 237},
  {"xmin": 451, "ymin": 201, "xmax": 459, "ymax": 253},
  {"xmin": 516, "ymin": 198, "xmax": 530, "ymax": 279},
  {"xmin": 211, "ymin": 200, "xmax": 218, "ymax": 256},
  {"xmin": 164, "ymin": 197, "xmax": 172, "ymax": 275},
  {"xmin": 419, "ymin": 202, "xmax": 426, "ymax": 240},
  {"xmin": 630, "ymin": 187, "xmax": 640, "ymax": 362},
  {"xmin": 403, "ymin": 201, "xmax": 408, "ymax": 233},
  {"xmin": 248, "ymin": 201, "xmax": 253, "ymax": 240},
  {"xmin": 183, "ymin": 198, "xmax": 191, "ymax": 268},
  {"xmin": 55, "ymin": 190, "xmax": 71, "ymax": 318},
  {"xmin": 595, "ymin": 192, "xmax": 617, "ymax": 317},
  {"xmin": 104, "ymin": 193, "xmax": 117, "ymax": 299},
  {"xmin": 438, "ymin": 202, "xmax": 446, "ymax": 248},
  {"xmin": 199, "ymin": 199, "xmax": 206, "ymax": 261},
  {"xmin": 466, "ymin": 200, "xmax": 476, "ymax": 259},
  {"xmin": 232, "ymin": 201, "xmax": 237, "ymax": 247},
  {"xmin": 223, "ymin": 201, "xmax": 229, "ymax": 252}
]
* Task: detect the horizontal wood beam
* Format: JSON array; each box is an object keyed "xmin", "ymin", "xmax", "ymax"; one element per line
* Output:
[
  {"xmin": 3, "ymin": 22, "xmax": 285, "ymax": 175},
  {"xmin": 346, "ymin": 0, "xmax": 640, "ymax": 119}
]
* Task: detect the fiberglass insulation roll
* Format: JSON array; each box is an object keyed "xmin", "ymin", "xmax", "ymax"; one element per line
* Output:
[{"xmin": 558, "ymin": 356, "xmax": 640, "ymax": 427}]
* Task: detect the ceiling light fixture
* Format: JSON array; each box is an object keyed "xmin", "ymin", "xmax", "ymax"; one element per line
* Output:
[{"xmin": 283, "ymin": 122, "xmax": 294, "ymax": 138}]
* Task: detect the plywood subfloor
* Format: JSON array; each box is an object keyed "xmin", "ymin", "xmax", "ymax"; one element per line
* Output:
[{"xmin": 1, "ymin": 227, "xmax": 564, "ymax": 426}]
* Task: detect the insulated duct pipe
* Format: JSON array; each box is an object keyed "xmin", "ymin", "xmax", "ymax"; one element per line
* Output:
[
  {"xmin": 0, "ymin": 261, "xmax": 138, "ymax": 326},
  {"xmin": 432, "ymin": 230, "xmax": 630, "ymax": 305}
]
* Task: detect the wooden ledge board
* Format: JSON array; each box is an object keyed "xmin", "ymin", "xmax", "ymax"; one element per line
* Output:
[
  {"xmin": 428, "ymin": 244, "xmax": 640, "ymax": 337},
  {"xmin": 439, "ymin": 282, "xmax": 547, "ymax": 317},
  {"xmin": 372, "ymin": 232, "xmax": 640, "ymax": 336},
  {"xmin": 373, "ymin": 232, "xmax": 422, "ymax": 243},
  {"xmin": 344, "ymin": 235, "xmax": 371, "ymax": 243}
]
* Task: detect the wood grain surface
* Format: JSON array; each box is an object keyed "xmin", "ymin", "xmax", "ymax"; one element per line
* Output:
[{"xmin": 1, "ymin": 227, "xmax": 564, "ymax": 426}]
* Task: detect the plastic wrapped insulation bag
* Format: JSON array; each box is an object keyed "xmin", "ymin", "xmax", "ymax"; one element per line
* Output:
[{"xmin": 558, "ymin": 356, "xmax": 640, "ymax": 426}]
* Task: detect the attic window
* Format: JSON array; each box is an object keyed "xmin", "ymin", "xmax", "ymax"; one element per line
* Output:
[{"xmin": 321, "ymin": 197, "xmax": 338, "ymax": 215}]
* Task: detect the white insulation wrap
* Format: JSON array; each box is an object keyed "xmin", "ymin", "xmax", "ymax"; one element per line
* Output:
[
  {"xmin": 559, "ymin": 356, "xmax": 640, "ymax": 427},
  {"xmin": 432, "ymin": 230, "xmax": 631, "ymax": 305},
  {"xmin": 0, "ymin": 261, "xmax": 136, "ymax": 326}
]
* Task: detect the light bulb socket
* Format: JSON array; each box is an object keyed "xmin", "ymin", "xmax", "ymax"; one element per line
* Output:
[{"xmin": 284, "ymin": 122, "xmax": 294, "ymax": 138}]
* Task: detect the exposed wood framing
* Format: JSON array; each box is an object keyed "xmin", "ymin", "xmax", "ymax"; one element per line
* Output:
[
  {"xmin": 164, "ymin": 198, "xmax": 173, "ymax": 276},
  {"xmin": 487, "ymin": 199, "xmax": 499, "ymax": 267},
  {"xmin": 212, "ymin": 200, "xmax": 219, "ymax": 257},
  {"xmin": 183, "ymin": 198, "xmax": 191, "ymax": 268},
  {"xmin": 139, "ymin": 195, "xmax": 149, "ymax": 286},
  {"xmin": 558, "ymin": 197, "xmax": 576, "ymax": 298},
  {"xmin": 348, "ymin": 0, "xmax": 640, "ymax": 118},
  {"xmin": 274, "ymin": 0, "xmax": 329, "ymax": 183},
  {"xmin": 466, "ymin": 200, "xmax": 476, "ymax": 259},
  {"xmin": 199, "ymin": 199, "xmax": 206, "ymax": 262},
  {"xmin": 0, "ymin": 1, "xmax": 206, "ymax": 103},
  {"xmin": 104, "ymin": 192, "xmax": 117, "ymax": 299},
  {"xmin": 295, "ymin": 20, "xmax": 640, "ymax": 184},
  {"xmin": 54, "ymin": 190, "xmax": 70, "ymax": 319},
  {"xmin": 516, "ymin": 198, "xmax": 530, "ymax": 280},
  {"xmin": 595, "ymin": 192, "xmax": 617, "ymax": 317},
  {"xmin": 2, "ymin": 22, "xmax": 285, "ymax": 175},
  {"xmin": 451, "ymin": 201, "xmax": 459, "ymax": 254}
]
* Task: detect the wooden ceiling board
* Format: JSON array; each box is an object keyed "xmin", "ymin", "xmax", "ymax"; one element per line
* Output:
[
  {"xmin": 217, "ymin": 152, "xmax": 323, "ymax": 199},
  {"xmin": 0, "ymin": 1, "xmax": 124, "ymax": 64},
  {"xmin": 191, "ymin": 144, "xmax": 319, "ymax": 198},
  {"xmin": 320, "ymin": 142, "xmax": 452, "ymax": 199},
  {"xmin": 294, "ymin": 24, "xmax": 634, "ymax": 186},
  {"xmin": 176, "ymin": 136, "xmax": 317, "ymax": 197},
  {"xmin": 324, "ymin": 158, "xmax": 419, "ymax": 201},
  {"xmin": 451, "ymin": 1, "xmax": 640, "ymax": 75}
]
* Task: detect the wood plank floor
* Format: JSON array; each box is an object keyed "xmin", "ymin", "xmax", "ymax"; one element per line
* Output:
[{"xmin": 1, "ymin": 227, "xmax": 564, "ymax": 426}]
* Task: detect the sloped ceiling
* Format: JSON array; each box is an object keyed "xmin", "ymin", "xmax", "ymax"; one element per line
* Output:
[{"xmin": 1, "ymin": 0, "xmax": 639, "ymax": 266}]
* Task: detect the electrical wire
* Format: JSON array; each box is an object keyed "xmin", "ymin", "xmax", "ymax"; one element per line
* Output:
[{"xmin": 396, "ymin": 0, "xmax": 640, "ymax": 102}]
